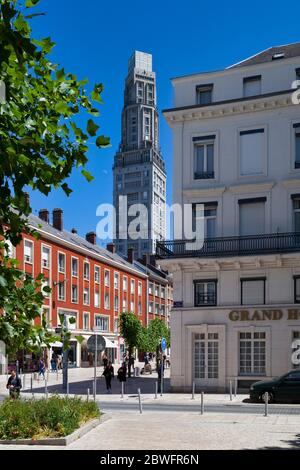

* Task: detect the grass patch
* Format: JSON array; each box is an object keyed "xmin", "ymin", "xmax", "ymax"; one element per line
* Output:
[{"xmin": 0, "ymin": 395, "xmax": 100, "ymax": 440}]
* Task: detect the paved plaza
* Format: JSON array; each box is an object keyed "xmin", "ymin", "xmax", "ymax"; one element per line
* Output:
[{"xmin": 1, "ymin": 364, "xmax": 300, "ymax": 450}]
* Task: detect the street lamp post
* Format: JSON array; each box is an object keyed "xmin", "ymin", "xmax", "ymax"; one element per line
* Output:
[{"xmin": 93, "ymin": 326, "xmax": 102, "ymax": 402}]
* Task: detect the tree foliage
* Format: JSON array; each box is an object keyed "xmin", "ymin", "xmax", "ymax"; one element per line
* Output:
[
  {"xmin": 139, "ymin": 318, "xmax": 170, "ymax": 354},
  {"xmin": 0, "ymin": 0, "xmax": 109, "ymax": 354}
]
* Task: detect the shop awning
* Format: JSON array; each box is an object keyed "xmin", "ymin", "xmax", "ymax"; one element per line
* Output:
[
  {"xmin": 105, "ymin": 338, "xmax": 117, "ymax": 349},
  {"xmin": 50, "ymin": 341, "xmax": 63, "ymax": 348}
]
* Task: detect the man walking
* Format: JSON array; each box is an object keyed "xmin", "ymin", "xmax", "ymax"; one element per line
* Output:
[{"xmin": 6, "ymin": 370, "xmax": 22, "ymax": 399}]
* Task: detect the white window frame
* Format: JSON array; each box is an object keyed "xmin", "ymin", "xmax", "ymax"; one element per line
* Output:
[
  {"xmin": 238, "ymin": 330, "xmax": 266, "ymax": 376},
  {"xmin": 71, "ymin": 284, "xmax": 78, "ymax": 304},
  {"xmin": 123, "ymin": 276, "xmax": 128, "ymax": 291},
  {"xmin": 83, "ymin": 261, "xmax": 90, "ymax": 281},
  {"xmin": 114, "ymin": 294, "xmax": 119, "ymax": 312},
  {"xmin": 83, "ymin": 287, "xmax": 90, "ymax": 306},
  {"xmin": 94, "ymin": 289, "xmax": 100, "ymax": 308},
  {"xmin": 58, "ymin": 281, "xmax": 65, "ymax": 301},
  {"xmin": 83, "ymin": 312, "xmax": 90, "ymax": 331},
  {"xmin": 94, "ymin": 314, "xmax": 109, "ymax": 332},
  {"xmin": 94, "ymin": 265, "xmax": 100, "ymax": 284},
  {"xmin": 238, "ymin": 126, "xmax": 267, "ymax": 178},
  {"xmin": 104, "ymin": 292, "xmax": 110, "ymax": 310},
  {"xmin": 138, "ymin": 282, "xmax": 142, "ymax": 296},
  {"xmin": 71, "ymin": 256, "xmax": 78, "ymax": 278},
  {"xmin": 114, "ymin": 271, "xmax": 119, "ymax": 289},
  {"xmin": 104, "ymin": 269, "xmax": 110, "ymax": 287},
  {"xmin": 58, "ymin": 251, "xmax": 66, "ymax": 274},
  {"xmin": 130, "ymin": 279, "xmax": 135, "ymax": 295},
  {"xmin": 24, "ymin": 239, "xmax": 34, "ymax": 265},
  {"xmin": 41, "ymin": 244, "xmax": 51, "ymax": 270}
]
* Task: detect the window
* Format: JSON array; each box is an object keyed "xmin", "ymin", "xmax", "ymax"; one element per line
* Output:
[
  {"xmin": 114, "ymin": 295, "xmax": 119, "ymax": 311},
  {"xmin": 58, "ymin": 281, "xmax": 65, "ymax": 301},
  {"xmin": 83, "ymin": 288, "xmax": 90, "ymax": 305},
  {"xmin": 161, "ymin": 287, "xmax": 165, "ymax": 299},
  {"xmin": 58, "ymin": 253, "xmax": 66, "ymax": 273},
  {"xmin": 83, "ymin": 262, "xmax": 90, "ymax": 280},
  {"xmin": 122, "ymin": 298, "xmax": 127, "ymax": 311},
  {"xmin": 193, "ymin": 136, "xmax": 215, "ymax": 179},
  {"xmin": 5, "ymin": 239, "xmax": 16, "ymax": 258},
  {"xmin": 72, "ymin": 258, "xmax": 78, "ymax": 277},
  {"xmin": 104, "ymin": 292, "xmax": 110, "ymax": 309},
  {"xmin": 94, "ymin": 266, "xmax": 100, "ymax": 283},
  {"xmin": 240, "ymin": 129, "xmax": 265, "ymax": 176},
  {"xmin": 123, "ymin": 276, "xmax": 128, "ymax": 291},
  {"xmin": 196, "ymin": 84, "xmax": 213, "ymax": 105},
  {"xmin": 161, "ymin": 305, "xmax": 165, "ymax": 316},
  {"xmin": 83, "ymin": 313, "xmax": 90, "ymax": 331},
  {"xmin": 149, "ymin": 301, "xmax": 153, "ymax": 313},
  {"xmin": 138, "ymin": 301, "xmax": 142, "ymax": 315},
  {"xmin": 41, "ymin": 246, "xmax": 50, "ymax": 268},
  {"xmin": 155, "ymin": 285, "xmax": 159, "ymax": 297},
  {"xmin": 71, "ymin": 285, "xmax": 78, "ymax": 303},
  {"xmin": 130, "ymin": 300, "xmax": 134, "ymax": 311},
  {"xmin": 155, "ymin": 303, "xmax": 159, "ymax": 315},
  {"xmin": 114, "ymin": 272, "xmax": 119, "ymax": 289},
  {"xmin": 42, "ymin": 278, "xmax": 50, "ymax": 298},
  {"xmin": 239, "ymin": 198, "xmax": 266, "ymax": 236},
  {"xmin": 241, "ymin": 278, "xmax": 265, "ymax": 305},
  {"xmin": 94, "ymin": 290, "xmax": 100, "ymax": 308},
  {"xmin": 239, "ymin": 331, "xmax": 266, "ymax": 375},
  {"xmin": 131, "ymin": 279, "xmax": 135, "ymax": 294},
  {"xmin": 148, "ymin": 282, "xmax": 153, "ymax": 295},
  {"xmin": 104, "ymin": 270, "xmax": 110, "ymax": 287},
  {"xmin": 243, "ymin": 75, "xmax": 261, "ymax": 97},
  {"xmin": 42, "ymin": 307, "xmax": 51, "ymax": 326},
  {"xmin": 192, "ymin": 203, "xmax": 217, "ymax": 239},
  {"xmin": 293, "ymin": 196, "xmax": 300, "ymax": 232},
  {"xmin": 114, "ymin": 318, "xmax": 119, "ymax": 333},
  {"xmin": 95, "ymin": 315, "xmax": 109, "ymax": 332},
  {"xmin": 296, "ymin": 68, "xmax": 300, "ymax": 80},
  {"xmin": 138, "ymin": 282, "xmax": 142, "ymax": 296},
  {"xmin": 194, "ymin": 280, "xmax": 217, "ymax": 306},
  {"xmin": 24, "ymin": 240, "xmax": 33, "ymax": 264},
  {"xmin": 294, "ymin": 276, "xmax": 300, "ymax": 303},
  {"xmin": 294, "ymin": 124, "xmax": 300, "ymax": 169}
]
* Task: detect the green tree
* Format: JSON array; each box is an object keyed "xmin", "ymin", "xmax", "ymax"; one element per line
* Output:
[
  {"xmin": 141, "ymin": 318, "xmax": 170, "ymax": 369},
  {"xmin": 119, "ymin": 312, "xmax": 143, "ymax": 378},
  {"xmin": 0, "ymin": 0, "xmax": 109, "ymax": 355}
]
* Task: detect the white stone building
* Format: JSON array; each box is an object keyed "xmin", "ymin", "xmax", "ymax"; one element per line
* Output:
[{"xmin": 157, "ymin": 43, "xmax": 300, "ymax": 392}]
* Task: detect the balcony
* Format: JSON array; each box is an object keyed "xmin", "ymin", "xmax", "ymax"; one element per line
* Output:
[{"xmin": 156, "ymin": 232, "xmax": 300, "ymax": 259}]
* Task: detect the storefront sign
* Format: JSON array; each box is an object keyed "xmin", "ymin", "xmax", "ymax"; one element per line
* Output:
[{"xmin": 229, "ymin": 308, "xmax": 300, "ymax": 321}]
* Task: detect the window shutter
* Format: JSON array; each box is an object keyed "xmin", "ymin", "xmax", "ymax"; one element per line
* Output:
[
  {"xmin": 239, "ymin": 201, "xmax": 265, "ymax": 236},
  {"xmin": 240, "ymin": 130, "xmax": 264, "ymax": 175},
  {"xmin": 242, "ymin": 280, "xmax": 265, "ymax": 305}
]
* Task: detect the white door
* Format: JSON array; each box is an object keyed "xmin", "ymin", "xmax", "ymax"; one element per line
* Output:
[{"xmin": 194, "ymin": 331, "xmax": 219, "ymax": 387}]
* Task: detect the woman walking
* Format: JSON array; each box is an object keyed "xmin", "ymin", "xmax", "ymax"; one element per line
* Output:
[{"xmin": 102, "ymin": 361, "xmax": 114, "ymax": 393}]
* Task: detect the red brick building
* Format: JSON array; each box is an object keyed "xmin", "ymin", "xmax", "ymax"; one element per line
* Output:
[{"xmin": 8, "ymin": 208, "xmax": 172, "ymax": 371}]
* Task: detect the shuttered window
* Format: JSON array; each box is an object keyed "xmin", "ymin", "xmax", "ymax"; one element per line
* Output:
[
  {"xmin": 240, "ymin": 129, "xmax": 264, "ymax": 175},
  {"xmin": 241, "ymin": 279, "xmax": 265, "ymax": 305},
  {"xmin": 243, "ymin": 75, "xmax": 261, "ymax": 97},
  {"xmin": 239, "ymin": 199, "xmax": 266, "ymax": 236}
]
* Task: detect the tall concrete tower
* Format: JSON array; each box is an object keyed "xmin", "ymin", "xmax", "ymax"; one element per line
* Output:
[{"xmin": 113, "ymin": 51, "xmax": 166, "ymax": 259}]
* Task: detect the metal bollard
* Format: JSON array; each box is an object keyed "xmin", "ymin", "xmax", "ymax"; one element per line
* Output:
[
  {"xmin": 155, "ymin": 381, "xmax": 158, "ymax": 399},
  {"xmin": 229, "ymin": 380, "xmax": 233, "ymax": 401},
  {"xmin": 160, "ymin": 375, "xmax": 163, "ymax": 397},
  {"xmin": 201, "ymin": 391, "xmax": 204, "ymax": 415},
  {"xmin": 93, "ymin": 381, "xmax": 95, "ymax": 402},
  {"xmin": 121, "ymin": 382, "xmax": 124, "ymax": 399},
  {"xmin": 87, "ymin": 388, "xmax": 90, "ymax": 402},
  {"xmin": 45, "ymin": 378, "xmax": 48, "ymax": 399},
  {"xmin": 234, "ymin": 378, "xmax": 238, "ymax": 397},
  {"xmin": 138, "ymin": 388, "xmax": 142, "ymax": 414},
  {"xmin": 264, "ymin": 392, "xmax": 269, "ymax": 417},
  {"xmin": 23, "ymin": 373, "xmax": 26, "ymax": 390},
  {"xmin": 192, "ymin": 381, "xmax": 195, "ymax": 400},
  {"xmin": 30, "ymin": 374, "xmax": 33, "ymax": 393}
]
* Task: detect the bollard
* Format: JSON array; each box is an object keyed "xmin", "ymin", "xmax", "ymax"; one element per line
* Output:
[
  {"xmin": 138, "ymin": 388, "xmax": 142, "ymax": 414},
  {"xmin": 56, "ymin": 369, "xmax": 59, "ymax": 381},
  {"xmin": 201, "ymin": 391, "xmax": 204, "ymax": 415},
  {"xmin": 87, "ymin": 388, "xmax": 90, "ymax": 402},
  {"xmin": 121, "ymin": 381, "xmax": 124, "ymax": 399},
  {"xmin": 93, "ymin": 381, "xmax": 95, "ymax": 402},
  {"xmin": 264, "ymin": 392, "xmax": 269, "ymax": 417},
  {"xmin": 155, "ymin": 381, "xmax": 158, "ymax": 399},
  {"xmin": 30, "ymin": 374, "xmax": 33, "ymax": 393},
  {"xmin": 234, "ymin": 378, "xmax": 238, "ymax": 397},
  {"xmin": 45, "ymin": 378, "xmax": 48, "ymax": 399},
  {"xmin": 23, "ymin": 372, "xmax": 26, "ymax": 390},
  {"xmin": 229, "ymin": 380, "xmax": 233, "ymax": 401},
  {"xmin": 160, "ymin": 375, "xmax": 163, "ymax": 397},
  {"xmin": 67, "ymin": 380, "xmax": 69, "ymax": 397},
  {"xmin": 192, "ymin": 381, "xmax": 195, "ymax": 400}
]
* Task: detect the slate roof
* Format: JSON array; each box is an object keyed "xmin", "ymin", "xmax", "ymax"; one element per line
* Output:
[{"xmin": 229, "ymin": 42, "xmax": 300, "ymax": 68}]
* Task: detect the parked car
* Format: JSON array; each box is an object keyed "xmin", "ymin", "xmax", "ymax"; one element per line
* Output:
[{"xmin": 249, "ymin": 369, "xmax": 300, "ymax": 403}]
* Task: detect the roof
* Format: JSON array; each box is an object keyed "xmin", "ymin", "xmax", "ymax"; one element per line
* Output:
[
  {"xmin": 28, "ymin": 213, "xmax": 144, "ymax": 276},
  {"xmin": 133, "ymin": 259, "xmax": 172, "ymax": 285},
  {"xmin": 228, "ymin": 42, "xmax": 300, "ymax": 69}
]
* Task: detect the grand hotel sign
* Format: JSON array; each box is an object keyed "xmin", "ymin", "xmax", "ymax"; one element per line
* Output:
[{"xmin": 229, "ymin": 308, "xmax": 300, "ymax": 321}]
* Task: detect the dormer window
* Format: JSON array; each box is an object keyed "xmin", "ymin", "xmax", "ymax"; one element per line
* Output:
[
  {"xmin": 272, "ymin": 52, "xmax": 285, "ymax": 60},
  {"xmin": 243, "ymin": 75, "xmax": 261, "ymax": 97},
  {"xmin": 196, "ymin": 84, "xmax": 213, "ymax": 105}
]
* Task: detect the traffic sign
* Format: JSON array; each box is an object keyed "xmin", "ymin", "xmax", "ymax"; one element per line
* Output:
[
  {"xmin": 87, "ymin": 335, "xmax": 106, "ymax": 352},
  {"xmin": 161, "ymin": 337, "xmax": 167, "ymax": 352}
]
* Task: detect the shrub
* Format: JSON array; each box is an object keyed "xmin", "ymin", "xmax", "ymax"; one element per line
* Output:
[{"xmin": 0, "ymin": 396, "xmax": 100, "ymax": 440}]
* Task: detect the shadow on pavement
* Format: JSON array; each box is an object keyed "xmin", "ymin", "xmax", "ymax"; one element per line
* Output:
[{"xmin": 23, "ymin": 375, "xmax": 171, "ymax": 396}]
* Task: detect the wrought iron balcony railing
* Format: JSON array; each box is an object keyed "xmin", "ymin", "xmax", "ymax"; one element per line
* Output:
[
  {"xmin": 156, "ymin": 232, "xmax": 300, "ymax": 259},
  {"xmin": 195, "ymin": 293, "xmax": 217, "ymax": 306}
]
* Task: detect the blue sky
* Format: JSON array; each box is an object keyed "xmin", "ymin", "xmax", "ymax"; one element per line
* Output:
[{"xmin": 28, "ymin": 0, "xmax": 300, "ymax": 246}]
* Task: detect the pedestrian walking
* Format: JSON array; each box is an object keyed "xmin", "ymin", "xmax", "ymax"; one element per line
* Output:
[
  {"xmin": 102, "ymin": 353, "xmax": 108, "ymax": 368},
  {"xmin": 50, "ymin": 353, "xmax": 57, "ymax": 372},
  {"xmin": 6, "ymin": 370, "xmax": 22, "ymax": 399},
  {"xmin": 102, "ymin": 361, "xmax": 114, "ymax": 393},
  {"xmin": 157, "ymin": 360, "xmax": 164, "ymax": 393},
  {"xmin": 117, "ymin": 362, "xmax": 127, "ymax": 383},
  {"xmin": 38, "ymin": 358, "xmax": 46, "ymax": 379}
]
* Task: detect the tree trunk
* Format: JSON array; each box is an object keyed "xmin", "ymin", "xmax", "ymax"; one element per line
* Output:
[{"xmin": 128, "ymin": 346, "xmax": 132, "ymax": 378}]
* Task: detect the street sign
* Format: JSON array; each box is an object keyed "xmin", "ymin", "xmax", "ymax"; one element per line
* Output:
[
  {"xmin": 161, "ymin": 337, "xmax": 167, "ymax": 352},
  {"xmin": 87, "ymin": 335, "xmax": 106, "ymax": 352}
]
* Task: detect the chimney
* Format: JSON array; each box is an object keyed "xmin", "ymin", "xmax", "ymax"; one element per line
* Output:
[
  {"xmin": 71, "ymin": 228, "xmax": 77, "ymax": 234},
  {"xmin": 106, "ymin": 243, "xmax": 116, "ymax": 254},
  {"xmin": 52, "ymin": 208, "xmax": 63, "ymax": 231},
  {"xmin": 127, "ymin": 247, "xmax": 134, "ymax": 264},
  {"xmin": 150, "ymin": 254, "xmax": 156, "ymax": 267},
  {"xmin": 39, "ymin": 209, "xmax": 49, "ymax": 223},
  {"xmin": 86, "ymin": 231, "xmax": 96, "ymax": 245},
  {"xmin": 142, "ymin": 253, "xmax": 150, "ymax": 266}
]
